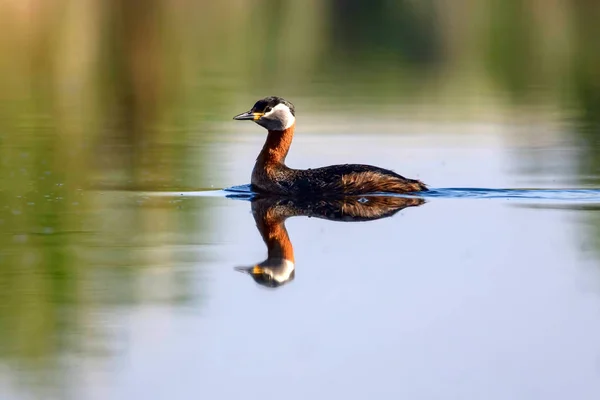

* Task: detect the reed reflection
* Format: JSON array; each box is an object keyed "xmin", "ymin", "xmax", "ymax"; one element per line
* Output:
[{"xmin": 235, "ymin": 195, "xmax": 424, "ymax": 288}]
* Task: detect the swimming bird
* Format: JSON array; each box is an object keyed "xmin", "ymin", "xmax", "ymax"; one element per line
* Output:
[{"xmin": 233, "ymin": 96, "xmax": 427, "ymax": 197}]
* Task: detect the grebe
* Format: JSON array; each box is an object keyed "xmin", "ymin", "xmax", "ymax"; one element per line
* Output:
[
  {"xmin": 235, "ymin": 195, "xmax": 424, "ymax": 288},
  {"xmin": 233, "ymin": 96, "xmax": 427, "ymax": 196}
]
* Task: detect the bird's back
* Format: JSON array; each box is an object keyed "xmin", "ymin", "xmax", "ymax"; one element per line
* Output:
[{"xmin": 287, "ymin": 164, "xmax": 427, "ymax": 196}]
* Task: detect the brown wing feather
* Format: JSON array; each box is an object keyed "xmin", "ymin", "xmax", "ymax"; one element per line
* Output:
[{"xmin": 288, "ymin": 164, "xmax": 427, "ymax": 195}]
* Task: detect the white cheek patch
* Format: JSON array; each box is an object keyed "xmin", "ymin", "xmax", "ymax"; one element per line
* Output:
[
  {"xmin": 271, "ymin": 259, "xmax": 295, "ymax": 283},
  {"xmin": 263, "ymin": 103, "xmax": 295, "ymax": 130}
]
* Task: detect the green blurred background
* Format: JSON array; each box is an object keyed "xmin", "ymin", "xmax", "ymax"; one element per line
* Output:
[{"xmin": 0, "ymin": 0, "xmax": 599, "ymax": 397}]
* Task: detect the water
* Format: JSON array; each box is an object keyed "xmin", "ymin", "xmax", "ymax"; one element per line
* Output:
[
  {"xmin": 2, "ymin": 1, "xmax": 600, "ymax": 399},
  {"xmin": 5, "ymin": 127, "xmax": 600, "ymax": 400},
  {"xmin": 168, "ymin": 185, "xmax": 600, "ymax": 203}
]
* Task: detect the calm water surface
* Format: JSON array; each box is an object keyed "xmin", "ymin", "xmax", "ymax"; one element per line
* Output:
[
  {"xmin": 2, "ymin": 2, "xmax": 600, "ymax": 397},
  {"xmin": 2, "ymin": 121, "xmax": 600, "ymax": 400}
]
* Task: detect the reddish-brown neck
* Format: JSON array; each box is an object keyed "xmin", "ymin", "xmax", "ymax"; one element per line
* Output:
[
  {"xmin": 256, "ymin": 123, "xmax": 295, "ymax": 166},
  {"xmin": 258, "ymin": 209, "xmax": 295, "ymax": 263}
]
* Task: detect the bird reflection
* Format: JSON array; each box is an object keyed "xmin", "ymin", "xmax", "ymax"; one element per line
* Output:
[{"xmin": 235, "ymin": 195, "xmax": 424, "ymax": 288}]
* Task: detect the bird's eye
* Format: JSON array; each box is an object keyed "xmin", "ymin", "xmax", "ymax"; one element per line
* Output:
[{"xmin": 264, "ymin": 106, "xmax": 272, "ymax": 113}]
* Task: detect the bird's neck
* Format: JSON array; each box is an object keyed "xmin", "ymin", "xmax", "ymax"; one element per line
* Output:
[
  {"xmin": 265, "ymin": 222, "xmax": 295, "ymax": 263},
  {"xmin": 256, "ymin": 123, "xmax": 295, "ymax": 166},
  {"xmin": 260, "ymin": 209, "xmax": 295, "ymax": 263}
]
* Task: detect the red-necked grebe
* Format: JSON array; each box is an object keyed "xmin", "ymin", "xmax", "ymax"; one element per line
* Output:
[{"xmin": 233, "ymin": 96, "xmax": 427, "ymax": 196}]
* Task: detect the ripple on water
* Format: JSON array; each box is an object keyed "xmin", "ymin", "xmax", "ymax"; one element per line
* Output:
[
  {"xmin": 424, "ymin": 188, "xmax": 600, "ymax": 203},
  {"xmin": 148, "ymin": 185, "xmax": 600, "ymax": 205}
]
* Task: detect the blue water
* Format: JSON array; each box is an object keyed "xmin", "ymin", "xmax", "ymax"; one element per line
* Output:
[
  {"xmin": 424, "ymin": 188, "xmax": 600, "ymax": 202},
  {"xmin": 208, "ymin": 185, "xmax": 600, "ymax": 203},
  {"xmin": 144, "ymin": 185, "xmax": 600, "ymax": 203}
]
